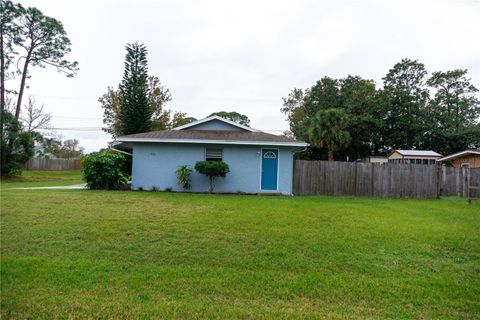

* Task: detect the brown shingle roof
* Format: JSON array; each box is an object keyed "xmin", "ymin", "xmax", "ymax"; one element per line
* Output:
[{"xmin": 118, "ymin": 130, "xmax": 303, "ymax": 143}]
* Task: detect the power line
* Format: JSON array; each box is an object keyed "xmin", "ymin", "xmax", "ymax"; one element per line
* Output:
[
  {"xmin": 52, "ymin": 116, "xmax": 101, "ymax": 119},
  {"xmin": 37, "ymin": 127, "xmax": 104, "ymax": 131}
]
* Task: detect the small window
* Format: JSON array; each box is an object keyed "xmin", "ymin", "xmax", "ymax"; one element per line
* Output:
[
  {"xmin": 422, "ymin": 159, "xmax": 429, "ymax": 165},
  {"xmin": 461, "ymin": 163, "xmax": 470, "ymax": 168},
  {"xmin": 263, "ymin": 151, "xmax": 277, "ymax": 158},
  {"xmin": 416, "ymin": 159, "xmax": 422, "ymax": 164},
  {"xmin": 429, "ymin": 160, "xmax": 436, "ymax": 165},
  {"xmin": 205, "ymin": 148, "xmax": 223, "ymax": 161}
]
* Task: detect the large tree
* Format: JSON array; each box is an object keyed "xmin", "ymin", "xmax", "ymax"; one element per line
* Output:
[
  {"xmin": 338, "ymin": 76, "xmax": 384, "ymax": 159},
  {"xmin": 208, "ymin": 111, "xmax": 250, "ymax": 126},
  {"xmin": 281, "ymin": 76, "xmax": 380, "ymax": 160},
  {"xmin": 100, "ymin": 75, "xmax": 192, "ymax": 137},
  {"xmin": 282, "ymin": 77, "xmax": 341, "ymax": 142},
  {"xmin": 381, "ymin": 58, "xmax": 430, "ymax": 150},
  {"xmin": 0, "ymin": 1, "xmax": 22, "ymax": 146},
  {"xmin": 0, "ymin": 1, "xmax": 23, "ymax": 114},
  {"xmin": 99, "ymin": 87, "xmax": 122, "ymax": 137},
  {"xmin": 119, "ymin": 43, "xmax": 152, "ymax": 135},
  {"xmin": 426, "ymin": 69, "xmax": 480, "ymax": 153},
  {"xmin": 307, "ymin": 108, "xmax": 350, "ymax": 161},
  {"xmin": 13, "ymin": 5, "xmax": 78, "ymax": 119}
]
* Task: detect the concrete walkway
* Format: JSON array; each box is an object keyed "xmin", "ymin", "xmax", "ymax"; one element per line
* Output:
[{"xmin": 6, "ymin": 184, "xmax": 87, "ymax": 190}]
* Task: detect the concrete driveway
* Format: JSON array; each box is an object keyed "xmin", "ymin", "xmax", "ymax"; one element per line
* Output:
[{"xmin": 6, "ymin": 184, "xmax": 87, "ymax": 190}]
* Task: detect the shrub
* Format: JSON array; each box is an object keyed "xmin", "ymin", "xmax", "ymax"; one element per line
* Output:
[
  {"xmin": 176, "ymin": 165, "xmax": 192, "ymax": 190},
  {"xmin": 194, "ymin": 161, "xmax": 229, "ymax": 193},
  {"xmin": 81, "ymin": 151, "xmax": 128, "ymax": 190},
  {"xmin": 0, "ymin": 110, "xmax": 35, "ymax": 176}
]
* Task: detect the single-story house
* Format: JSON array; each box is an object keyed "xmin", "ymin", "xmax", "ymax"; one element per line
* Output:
[
  {"xmin": 437, "ymin": 150, "xmax": 480, "ymax": 168},
  {"xmin": 387, "ymin": 149, "xmax": 442, "ymax": 165},
  {"xmin": 113, "ymin": 116, "xmax": 308, "ymax": 195},
  {"xmin": 361, "ymin": 156, "xmax": 388, "ymax": 164}
]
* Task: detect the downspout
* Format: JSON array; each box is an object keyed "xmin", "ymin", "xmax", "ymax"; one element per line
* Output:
[
  {"xmin": 111, "ymin": 147, "xmax": 132, "ymax": 156},
  {"xmin": 292, "ymin": 146, "xmax": 308, "ymax": 155}
]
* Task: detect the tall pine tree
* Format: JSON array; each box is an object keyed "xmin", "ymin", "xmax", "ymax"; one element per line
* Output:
[{"xmin": 119, "ymin": 43, "xmax": 152, "ymax": 135}]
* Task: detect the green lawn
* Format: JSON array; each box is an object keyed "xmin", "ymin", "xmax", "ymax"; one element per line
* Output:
[
  {"xmin": 1, "ymin": 190, "xmax": 479, "ymax": 319},
  {"xmin": 0, "ymin": 170, "xmax": 83, "ymax": 188}
]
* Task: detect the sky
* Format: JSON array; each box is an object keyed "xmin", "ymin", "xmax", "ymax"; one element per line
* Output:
[{"xmin": 11, "ymin": 0, "xmax": 480, "ymax": 152}]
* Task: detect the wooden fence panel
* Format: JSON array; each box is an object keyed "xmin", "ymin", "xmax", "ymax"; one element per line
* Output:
[
  {"xmin": 24, "ymin": 158, "xmax": 81, "ymax": 171},
  {"xmin": 293, "ymin": 160, "xmax": 475, "ymax": 198},
  {"xmin": 293, "ymin": 160, "xmax": 449, "ymax": 198},
  {"xmin": 355, "ymin": 163, "xmax": 373, "ymax": 196},
  {"xmin": 468, "ymin": 168, "xmax": 480, "ymax": 199},
  {"xmin": 440, "ymin": 166, "xmax": 472, "ymax": 196}
]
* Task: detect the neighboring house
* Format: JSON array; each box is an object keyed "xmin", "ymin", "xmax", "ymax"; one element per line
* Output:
[
  {"xmin": 113, "ymin": 116, "xmax": 308, "ymax": 195},
  {"xmin": 387, "ymin": 150, "xmax": 442, "ymax": 165},
  {"xmin": 361, "ymin": 156, "xmax": 388, "ymax": 164},
  {"xmin": 437, "ymin": 150, "xmax": 480, "ymax": 168}
]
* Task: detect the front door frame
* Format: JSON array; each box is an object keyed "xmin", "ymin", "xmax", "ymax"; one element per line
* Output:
[{"xmin": 260, "ymin": 148, "xmax": 279, "ymax": 191}]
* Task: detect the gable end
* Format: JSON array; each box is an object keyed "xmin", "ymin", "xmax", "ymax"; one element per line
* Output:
[{"xmin": 173, "ymin": 115, "xmax": 258, "ymax": 132}]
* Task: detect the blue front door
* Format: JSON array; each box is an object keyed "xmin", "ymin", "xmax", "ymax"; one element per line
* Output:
[{"xmin": 261, "ymin": 149, "xmax": 278, "ymax": 190}]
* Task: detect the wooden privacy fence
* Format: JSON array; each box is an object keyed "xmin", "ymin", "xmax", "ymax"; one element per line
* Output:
[
  {"xmin": 24, "ymin": 158, "xmax": 81, "ymax": 171},
  {"xmin": 441, "ymin": 166, "xmax": 480, "ymax": 197},
  {"xmin": 293, "ymin": 160, "xmax": 480, "ymax": 199}
]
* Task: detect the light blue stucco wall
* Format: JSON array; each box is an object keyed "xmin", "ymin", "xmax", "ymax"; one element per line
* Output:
[
  {"xmin": 131, "ymin": 143, "xmax": 295, "ymax": 194},
  {"xmin": 185, "ymin": 119, "xmax": 245, "ymax": 131}
]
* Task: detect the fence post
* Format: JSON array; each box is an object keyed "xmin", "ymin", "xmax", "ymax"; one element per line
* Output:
[
  {"xmin": 370, "ymin": 163, "xmax": 374, "ymax": 197},
  {"xmin": 354, "ymin": 162, "xmax": 358, "ymax": 196},
  {"xmin": 436, "ymin": 165, "xmax": 441, "ymax": 199}
]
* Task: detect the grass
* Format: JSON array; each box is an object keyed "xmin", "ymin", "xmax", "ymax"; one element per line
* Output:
[
  {"xmin": 0, "ymin": 170, "xmax": 83, "ymax": 188},
  {"xmin": 1, "ymin": 189, "xmax": 479, "ymax": 319}
]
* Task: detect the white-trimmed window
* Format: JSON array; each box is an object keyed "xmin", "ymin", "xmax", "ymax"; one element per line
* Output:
[{"xmin": 205, "ymin": 147, "xmax": 223, "ymax": 161}]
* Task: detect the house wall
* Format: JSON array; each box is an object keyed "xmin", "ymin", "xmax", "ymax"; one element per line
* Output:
[
  {"xmin": 451, "ymin": 155, "xmax": 480, "ymax": 168},
  {"xmin": 183, "ymin": 119, "xmax": 245, "ymax": 131},
  {"xmin": 364, "ymin": 157, "xmax": 388, "ymax": 164},
  {"xmin": 388, "ymin": 152, "xmax": 439, "ymax": 161},
  {"xmin": 131, "ymin": 143, "xmax": 294, "ymax": 194}
]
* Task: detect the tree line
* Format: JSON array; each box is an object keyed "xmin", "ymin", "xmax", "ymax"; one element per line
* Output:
[{"xmin": 282, "ymin": 59, "xmax": 480, "ymax": 160}]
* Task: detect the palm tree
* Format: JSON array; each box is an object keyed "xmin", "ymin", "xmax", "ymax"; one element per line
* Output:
[{"xmin": 308, "ymin": 108, "xmax": 351, "ymax": 161}]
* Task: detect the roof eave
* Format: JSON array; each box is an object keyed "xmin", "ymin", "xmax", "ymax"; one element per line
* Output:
[
  {"xmin": 115, "ymin": 137, "xmax": 308, "ymax": 147},
  {"xmin": 438, "ymin": 150, "xmax": 480, "ymax": 162},
  {"xmin": 393, "ymin": 150, "xmax": 442, "ymax": 157}
]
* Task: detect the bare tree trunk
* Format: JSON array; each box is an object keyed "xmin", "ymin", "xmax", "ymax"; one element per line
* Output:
[
  {"xmin": 328, "ymin": 149, "xmax": 334, "ymax": 161},
  {"xmin": 0, "ymin": 30, "xmax": 5, "ymax": 146},
  {"xmin": 209, "ymin": 176, "xmax": 215, "ymax": 193},
  {"xmin": 15, "ymin": 51, "xmax": 31, "ymax": 120},
  {"xmin": 0, "ymin": 31, "xmax": 5, "ymax": 114}
]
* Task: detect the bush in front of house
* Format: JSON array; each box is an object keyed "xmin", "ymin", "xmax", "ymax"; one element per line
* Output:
[
  {"xmin": 176, "ymin": 165, "xmax": 192, "ymax": 190},
  {"xmin": 81, "ymin": 151, "xmax": 128, "ymax": 190},
  {"xmin": 194, "ymin": 161, "xmax": 229, "ymax": 193}
]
